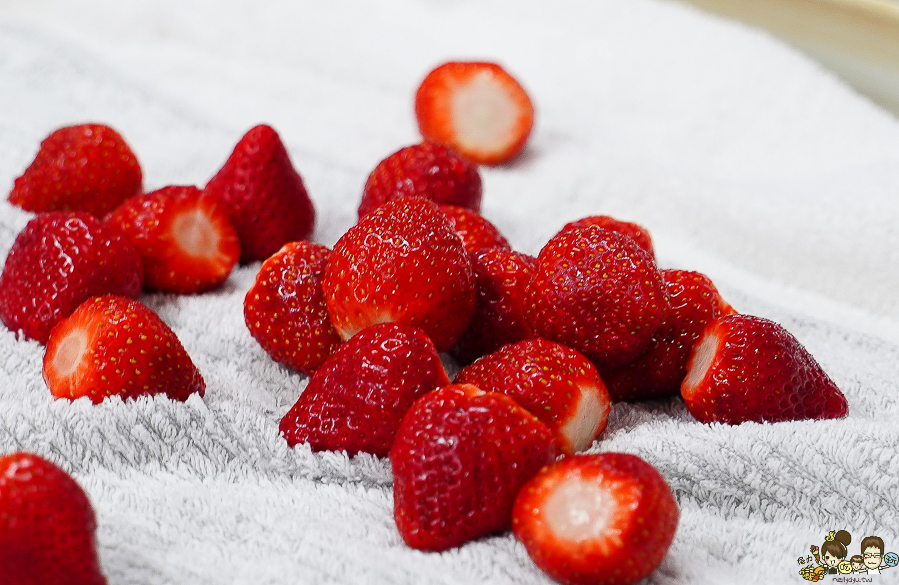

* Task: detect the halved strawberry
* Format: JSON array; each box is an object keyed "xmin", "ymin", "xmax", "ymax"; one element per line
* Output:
[
  {"xmin": 9, "ymin": 123, "xmax": 142, "ymax": 218},
  {"xmin": 391, "ymin": 384, "xmax": 555, "ymax": 551},
  {"xmin": 455, "ymin": 339, "xmax": 611, "ymax": 455},
  {"xmin": 415, "ymin": 61, "xmax": 535, "ymax": 165},
  {"xmin": 322, "ymin": 197, "xmax": 475, "ymax": 352},
  {"xmin": 437, "ymin": 204, "xmax": 510, "ymax": 254},
  {"xmin": 106, "ymin": 185, "xmax": 240, "ymax": 294},
  {"xmin": 681, "ymin": 314, "xmax": 848, "ymax": 424},
  {"xmin": 512, "ymin": 453, "xmax": 679, "ymax": 585},
  {"xmin": 358, "ymin": 142, "xmax": 482, "ymax": 219},
  {"xmin": 244, "ymin": 241, "xmax": 341, "ymax": 376},
  {"xmin": 0, "ymin": 452, "xmax": 107, "ymax": 585},
  {"xmin": 560, "ymin": 215, "xmax": 656, "ymax": 260},
  {"xmin": 43, "ymin": 295, "xmax": 205, "ymax": 403}
]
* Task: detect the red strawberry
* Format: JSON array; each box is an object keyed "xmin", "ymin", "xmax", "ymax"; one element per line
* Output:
[
  {"xmin": 560, "ymin": 215, "xmax": 656, "ymax": 260},
  {"xmin": 43, "ymin": 295, "xmax": 205, "ymax": 403},
  {"xmin": 525, "ymin": 225, "xmax": 669, "ymax": 370},
  {"xmin": 681, "ymin": 313, "xmax": 848, "ymax": 424},
  {"xmin": 279, "ymin": 322, "xmax": 450, "ymax": 457},
  {"xmin": 512, "ymin": 453, "xmax": 679, "ymax": 585},
  {"xmin": 0, "ymin": 211, "xmax": 143, "ymax": 343},
  {"xmin": 358, "ymin": 142, "xmax": 482, "ymax": 219},
  {"xmin": 450, "ymin": 248, "xmax": 535, "ymax": 364},
  {"xmin": 9, "ymin": 123, "xmax": 142, "ymax": 218},
  {"xmin": 606, "ymin": 270, "xmax": 735, "ymax": 402},
  {"xmin": 415, "ymin": 61, "xmax": 535, "ymax": 165},
  {"xmin": 456, "ymin": 339, "xmax": 611, "ymax": 455},
  {"xmin": 204, "ymin": 124, "xmax": 315, "ymax": 263},
  {"xmin": 437, "ymin": 204, "xmax": 510, "ymax": 254},
  {"xmin": 322, "ymin": 197, "xmax": 475, "ymax": 352},
  {"xmin": 244, "ymin": 241, "xmax": 342, "ymax": 375},
  {"xmin": 391, "ymin": 384, "xmax": 555, "ymax": 551},
  {"xmin": 0, "ymin": 452, "xmax": 107, "ymax": 585},
  {"xmin": 106, "ymin": 185, "xmax": 240, "ymax": 294}
]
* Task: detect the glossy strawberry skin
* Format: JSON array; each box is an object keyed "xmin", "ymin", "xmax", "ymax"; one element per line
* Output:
[
  {"xmin": 106, "ymin": 185, "xmax": 240, "ymax": 294},
  {"xmin": 43, "ymin": 295, "xmax": 205, "ymax": 404},
  {"xmin": 323, "ymin": 197, "xmax": 475, "ymax": 352},
  {"xmin": 525, "ymin": 225, "xmax": 669, "ymax": 370},
  {"xmin": 450, "ymin": 248, "xmax": 535, "ymax": 365},
  {"xmin": 244, "ymin": 241, "xmax": 342, "ymax": 376},
  {"xmin": 9, "ymin": 123, "xmax": 142, "ymax": 218},
  {"xmin": 513, "ymin": 453, "xmax": 679, "ymax": 585},
  {"xmin": 0, "ymin": 211, "xmax": 143, "ymax": 344},
  {"xmin": 437, "ymin": 204, "xmax": 510, "ymax": 254},
  {"xmin": 279, "ymin": 322, "xmax": 449, "ymax": 457},
  {"xmin": 358, "ymin": 142, "xmax": 482, "ymax": 219},
  {"xmin": 204, "ymin": 124, "xmax": 315, "ymax": 263},
  {"xmin": 456, "ymin": 339, "xmax": 611, "ymax": 455},
  {"xmin": 391, "ymin": 384, "xmax": 556, "ymax": 551},
  {"xmin": 606, "ymin": 270, "xmax": 735, "ymax": 402},
  {"xmin": 681, "ymin": 314, "xmax": 848, "ymax": 425},
  {"xmin": 560, "ymin": 215, "xmax": 655, "ymax": 260},
  {"xmin": 0, "ymin": 452, "xmax": 107, "ymax": 585}
]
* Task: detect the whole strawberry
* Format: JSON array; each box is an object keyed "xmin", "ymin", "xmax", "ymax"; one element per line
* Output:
[
  {"xmin": 0, "ymin": 211, "xmax": 143, "ymax": 343},
  {"xmin": 606, "ymin": 270, "xmax": 735, "ymax": 402},
  {"xmin": 279, "ymin": 322, "xmax": 450, "ymax": 457},
  {"xmin": 525, "ymin": 225, "xmax": 669, "ymax": 370},
  {"xmin": 560, "ymin": 215, "xmax": 656, "ymax": 260},
  {"xmin": 450, "ymin": 248, "xmax": 535, "ymax": 365},
  {"xmin": 437, "ymin": 204, "xmax": 510, "ymax": 254},
  {"xmin": 204, "ymin": 124, "xmax": 315, "ymax": 263},
  {"xmin": 323, "ymin": 197, "xmax": 475, "ymax": 352},
  {"xmin": 358, "ymin": 142, "xmax": 482, "ymax": 218},
  {"xmin": 391, "ymin": 384, "xmax": 556, "ymax": 551},
  {"xmin": 681, "ymin": 313, "xmax": 848, "ymax": 424},
  {"xmin": 0, "ymin": 452, "xmax": 107, "ymax": 585},
  {"xmin": 43, "ymin": 295, "xmax": 205, "ymax": 403},
  {"xmin": 106, "ymin": 185, "xmax": 240, "ymax": 294},
  {"xmin": 9, "ymin": 123, "xmax": 142, "ymax": 218},
  {"xmin": 244, "ymin": 241, "xmax": 342, "ymax": 375},
  {"xmin": 513, "ymin": 453, "xmax": 679, "ymax": 585},
  {"xmin": 456, "ymin": 339, "xmax": 611, "ymax": 455}
]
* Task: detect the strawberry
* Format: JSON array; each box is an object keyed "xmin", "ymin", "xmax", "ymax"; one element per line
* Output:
[
  {"xmin": 43, "ymin": 295, "xmax": 205, "ymax": 404},
  {"xmin": 279, "ymin": 322, "xmax": 450, "ymax": 457},
  {"xmin": 450, "ymin": 248, "xmax": 535, "ymax": 364},
  {"xmin": 415, "ymin": 61, "xmax": 535, "ymax": 165},
  {"xmin": 322, "ymin": 197, "xmax": 475, "ymax": 352},
  {"xmin": 437, "ymin": 204, "xmax": 510, "ymax": 254},
  {"xmin": 0, "ymin": 211, "xmax": 143, "ymax": 344},
  {"xmin": 455, "ymin": 339, "xmax": 611, "ymax": 455},
  {"xmin": 605, "ymin": 270, "xmax": 735, "ymax": 402},
  {"xmin": 8, "ymin": 123, "xmax": 142, "ymax": 218},
  {"xmin": 525, "ymin": 225, "xmax": 669, "ymax": 370},
  {"xmin": 560, "ymin": 215, "xmax": 656, "ymax": 260},
  {"xmin": 681, "ymin": 313, "xmax": 848, "ymax": 424},
  {"xmin": 0, "ymin": 452, "xmax": 107, "ymax": 585},
  {"xmin": 391, "ymin": 384, "xmax": 556, "ymax": 551},
  {"xmin": 244, "ymin": 241, "xmax": 342, "ymax": 375},
  {"xmin": 358, "ymin": 142, "xmax": 482, "ymax": 219},
  {"xmin": 204, "ymin": 124, "xmax": 315, "ymax": 263},
  {"xmin": 106, "ymin": 185, "xmax": 240, "ymax": 294},
  {"xmin": 512, "ymin": 453, "xmax": 679, "ymax": 585}
]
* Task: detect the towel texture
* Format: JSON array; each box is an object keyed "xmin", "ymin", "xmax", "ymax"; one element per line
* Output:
[{"xmin": 1, "ymin": 1, "xmax": 898, "ymax": 583}]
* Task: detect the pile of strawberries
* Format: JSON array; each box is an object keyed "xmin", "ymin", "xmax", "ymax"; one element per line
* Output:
[{"xmin": 0, "ymin": 61, "xmax": 848, "ymax": 585}]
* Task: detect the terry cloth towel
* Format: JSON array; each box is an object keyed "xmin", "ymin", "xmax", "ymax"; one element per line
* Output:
[{"xmin": 1, "ymin": 1, "xmax": 899, "ymax": 583}]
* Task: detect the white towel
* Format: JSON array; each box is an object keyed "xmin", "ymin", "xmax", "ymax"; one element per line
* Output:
[{"xmin": 1, "ymin": 1, "xmax": 898, "ymax": 583}]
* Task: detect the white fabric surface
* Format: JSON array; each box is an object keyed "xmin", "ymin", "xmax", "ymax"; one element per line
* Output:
[{"xmin": 1, "ymin": 1, "xmax": 899, "ymax": 583}]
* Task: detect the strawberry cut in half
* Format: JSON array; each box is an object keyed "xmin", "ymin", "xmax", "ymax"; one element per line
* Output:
[
  {"xmin": 681, "ymin": 313, "xmax": 848, "ymax": 424},
  {"xmin": 416, "ymin": 61, "xmax": 535, "ymax": 165},
  {"xmin": 43, "ymin": 295, "xmax": 205, "ymax": 404},
  {"xmin": 106, "ymin": 185, "xmax": 240, "ymax": 294},
  {"xmin": 0, "ymin": 452, "xmax": 107, "ymax": 585},
  {"xmin": 512, "ymin": 453, "xmax": 679, "ymax": 585}
]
